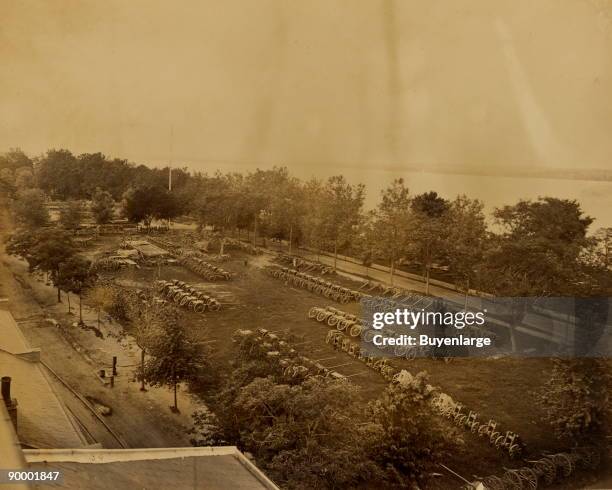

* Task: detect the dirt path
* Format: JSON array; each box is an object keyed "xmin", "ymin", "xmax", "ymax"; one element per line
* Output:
[{"xmin": 0, "ymin": 212, "xmax": 198, "ymax": 449}]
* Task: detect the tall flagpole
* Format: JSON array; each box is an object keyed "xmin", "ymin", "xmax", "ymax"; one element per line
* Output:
[
  {"xmin": 168, "ymin": 125, "xmax": 173, "ymax": 191},
  {"xmin": 168, "ymin": 125, "xmax": 173, "ymax": 231}
]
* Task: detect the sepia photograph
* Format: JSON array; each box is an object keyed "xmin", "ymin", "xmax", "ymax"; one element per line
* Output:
[{"xmin": 1, "ymin": 1, "xmax": 611, "ymax": 489}]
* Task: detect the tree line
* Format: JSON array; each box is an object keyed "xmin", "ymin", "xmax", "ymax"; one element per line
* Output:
[
  {"xmin": 3, "ymin": 147, "xmax": 610, "ymax": 299},
  {"xmin": 3, "ymin": 148, "xmax": 610, "ymax": 487}
]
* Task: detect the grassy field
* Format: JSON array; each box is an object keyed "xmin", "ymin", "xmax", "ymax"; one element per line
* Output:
[{"xmin": 102, "ymin": 236, "xmax": 583, "ymax": 485}]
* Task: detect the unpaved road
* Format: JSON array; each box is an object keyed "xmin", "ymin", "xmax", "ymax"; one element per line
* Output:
[{"xmin": 0, "ymin": 211, "xmax": 197, "ymax": 449}]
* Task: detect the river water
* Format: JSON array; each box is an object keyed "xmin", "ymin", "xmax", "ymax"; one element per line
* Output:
[{"xmin": 298, "ymin": 168, "xmax": 612, "ymax": 230}]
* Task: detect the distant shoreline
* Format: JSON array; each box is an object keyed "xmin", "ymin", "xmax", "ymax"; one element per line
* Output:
[{"xmin": 371, "ymin": 165, "xmax": 612, "ymax": 183}]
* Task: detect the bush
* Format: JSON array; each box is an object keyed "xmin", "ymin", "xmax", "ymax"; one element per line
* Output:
[
  {"xmin": 212, "ymin": 376, "xmax": 379, "ymax": 489},
  {"xmin": 539, "ymin": 358, "xmax": 611, "ymax": 445},
  {"xmin": 366, "ymin": 372, "xmax": 458, "ymax": 487}
]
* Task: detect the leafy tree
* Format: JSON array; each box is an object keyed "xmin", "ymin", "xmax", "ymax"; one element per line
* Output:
[
  {"xmin": 589, "ymin": 228, "xmax": 612, "ymax": 270},
  {"xmin": 36, "ymin": 149, "xmax": 81, "ymax": 199},
  {"xmin": 7, "ymin": 228, "xmax": 76, "ymax": 302},
  {"xmin": 0, "ymin": 149, "xmax": 34, "ymax": 192},
  {"xmin": 484, "ymin": 198, "xmax": 594, "ymax": 297},
  {"xmin": 372, "ymin": 178, "xmax": 412, "ymax": 284},
  {"xmin": 189, "ymin": 407, "xmax": 226, "ymax": 447},
  {"xmin": 539, "ymin": 358, "xmax": 611, "ymax": 446},
  {"xmin": 0, "ymin": 169, "xmax": 15, "ymax": 197},
  {"xmin": 193, "ymin": 173, "xmax": 235, "ymax": 231},
  {"xmin": 212, "ymin": 376, "xmax": 378, "ymax": 489},
  {"xmin": 5, "ymin": 229, "xmax": 39, "ymax": 265},
  {"xmin": 445, "ymin": 195, "xmax": 487, "ymax": 302},
  {"xmin": 266, "ymin": 178, "xmax": 305, "ymax": 253},
  {"xmin": 143, "ymin": 318, "xmax": 207, "ymax": 412},
  {"xmin": 14, "ymin": 167, "xmax": 35, "ymax": 189},
  {"xmin": 57, "ymin": 256, "xmax": 94, "ymax": 321},
  {"xmin": 494, "ymin": 197, "xmax": 593, "ymax": 244},
  {"xmin": 576, "ymin": 236, "xmax": 612, "ymax": 300},
  {"xmin": 59, "ymin": 200, "xmax": 84, "ymax": 232},
  {"xmin": 242, "ymin": 167, "xmax": 294, "ymax": 241},
  {"xmin": 411, "ymin": 191, "xmax": 450, "ymax": 218},
  {"xmin": 0, "ymin": 148, "xmax": 34, "ymax": 195},
  {"xmin": 480, "ymin": 198, "xmax": 597, "ymax": 350},
  {"xmin": 90, "ymin": 188, "xmax": 115, "ymax": 224},
  {"xmin": 123, "ymin": 185, "xmax": 181, "ymax": 228},
  {"xmin": 85, "ymin": 285, "xmax": 115, "ymax": 329},
  {"xmin": 0, "ymin": 168, "xmax": 13, "ymax": 183},
  {"xmin": 300, "ymin": 178, "xmax": 326, "ymax": 256},
  {"xmin": 12, "ymin": 188, "xmax": 49, "ymax": 228},
  {"xmin": 407, "ymin": 191, "xmax": 451, "ymax": 293},
  {"xmin": 319, "ymin": 176, "xmax": 365, "ymax": 269},
  {"xmin": 366, "ymin": 372, "xmax": 456, "ymax": 487},
  {"xmin": 126, "ymin": 299, "xmax": 167, "ymax": 392},
  {"xmin": 0, "ymin": 148, "xmax": 33, "ymax": 172}
]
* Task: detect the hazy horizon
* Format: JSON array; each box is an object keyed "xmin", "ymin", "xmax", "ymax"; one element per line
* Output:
[{"xmin": 2, "ymin": 0, "xmax": 612, "ymax": 177}]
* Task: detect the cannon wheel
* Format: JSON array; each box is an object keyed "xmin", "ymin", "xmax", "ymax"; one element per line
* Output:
[{"xmin": 501, "ymin": 470, "xmax": 523, "ymax": 490}]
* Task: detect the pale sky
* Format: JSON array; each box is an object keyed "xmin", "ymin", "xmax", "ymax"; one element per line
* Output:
[{"xmin": 2, "ymin": 0, "xmax": 612, "ymax": 176}]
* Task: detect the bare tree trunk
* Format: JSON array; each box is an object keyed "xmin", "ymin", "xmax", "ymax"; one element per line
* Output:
[
  {"xmin": 79, "ymin": 294, "xmax": 83, "ymax": 324},
  {"xmin": 390, "ymin": 260, "xmax": 395, "ymax": 285},
  {"xmin": 464, "ymin": 277, "xmax": 470, "ymax": 310},
  {"xmin": 425, "ymin": 267, "xmax": 431, "ymax": 295},
  {"xmin": 172, "ymin": 366, "xmax": 178, "ymax": 412},
  {"xmin": 57, "ymin": 267, "xmax": 61, "ymax": 303},
  {"xmin": 333, "ymin": 238, "xmax": 338, "ymax": 270},
  {"xmin": 509, "ymin": 323, "xmax": 517, "ymax": 352},
  {"xmin": 67, "ymin": 292, "xmax": 71, "ymax": 313},
  {"xmin": 174, "ymin": 381, "xmax": 178, "ymax": 411},
  {"xmin": 289, "ymin": 225, "xmax": 293, "ymax": 255},
  {"xmin": 140, "ymin": 349, "xmax": 146, "ymax": 391}
]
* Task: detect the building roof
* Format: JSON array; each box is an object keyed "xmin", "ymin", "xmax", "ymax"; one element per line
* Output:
[
  {"xmin": 25, "ymin": 447, "xmax": 279, "ymax": 490},
  {"xmin": 1, "ymin": 310, "xmax": 279, "ymax": 490},
  {"xmin": 125, "ymin": 240, "xmax": 169, "ymax": 258},
  {"xmin": 0, "ymin": 309, "xmax": 87, "ymax": 449}
]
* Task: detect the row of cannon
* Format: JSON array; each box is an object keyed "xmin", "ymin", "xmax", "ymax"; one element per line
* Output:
[
  {"xmin": 268, "ymin": 267, "xmax": 368, "ymax": 304},
  {"xmin": 155, "ymin": 279, "xmax": 221, "ymax": 313},
  {"xmin": 276, "ymin": 254, "xmax": 336, "ymax": 275},
  {"xmin": 308, "ymin": 306, "xmax": 364, "ymax": 337},
  {"xmin": 232, "ymin": 328, "xmax": 347, "ymax": 381},
  {"xmin": 360, "ymin": 280, "xmax": 416, "ymax": 297},
  {"xmin": 432, "ymin": 393, "xmax": 524, "ymax": 458},
  {"xmin": 362, "ymin": 293, "xmax": 433, "ymax": 313},
  {"xmin": 472, "ymin": 446, "xmax": 601, "ymax": 490},
  {"xmin": 325, "ymin": 330, "xmax": 396, "ymax": 380},
  {"xmin": 92, "ymin": 256, "xmax": 131, "ymax": 272},
  {"xmin": 223, "ymin": 238, "xmax": 262, "ymax": 255},
  {"xmin": 309, "ymin": 304, "xmax": 596, "ymax": 487},
  {"xmin": 311, "ymin": 305, "xmax": 523, "ymax": 460},
  {"xmin": 308, "ymin": 306, "xmax": 427, "ymax": 359},
  {"xmin": 145, "ymin": 236, "xmax": 182, "ymax": 255},
  {"xmin": 180, "ymin": 256, "xmax": 232, "ymax": 280}
]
